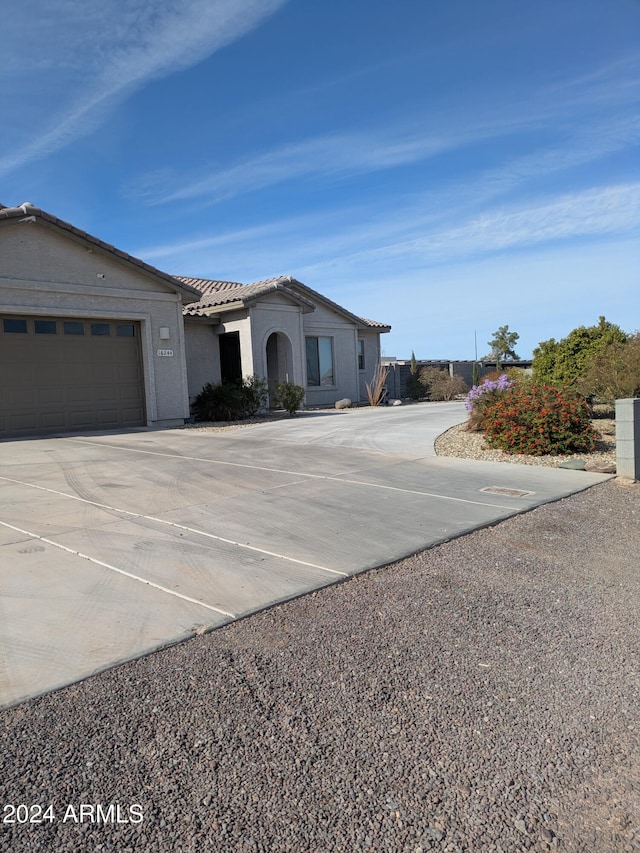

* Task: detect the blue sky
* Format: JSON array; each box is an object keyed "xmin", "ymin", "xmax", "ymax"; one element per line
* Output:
[{"xmin": 2, "ymin": 0, "xmax": 639, "ymax": 359}]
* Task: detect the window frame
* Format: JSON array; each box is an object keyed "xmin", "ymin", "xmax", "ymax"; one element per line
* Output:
[{"xmin": 305, "ymin": 335, "xmax": 336, "ymax": 387}]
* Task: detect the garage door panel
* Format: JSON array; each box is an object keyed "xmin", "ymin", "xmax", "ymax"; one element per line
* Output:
[
  {"xmin": 38, "ymin": 364, "xmax": 65, "ymax": 384},
  {"xmin": 94, "ymin": 385, "xmax": 119, "ymax": 403},
  {"xmin": 92, "ymin": 364, "xmax": 118, "ymax": 383},
  {"xmin": 117, "ymin": 363, "xmax": 142, "ymax": 382},
  {"xmin": 64, "ymin": 364, "xmax": 93, "ymax": 383},
  {"xmin": 67, "ymin": 387, "xmax": 92, "ymax": 403},
  {"xmin": 7, "ymin": 387, "xmax": 38, "ymax": 406},
  {"xmin": 0, "ymin": 316, "xmax": 146, "ymax": 439},
  {"xmin": 96, "ymin": 409, "xmax": 119, "ymax": 425},
  {"xmin": 41, "ymin": 412, "xmax": 68, "ymax": 428},
  {"xmin": 69, "ymin": 412, "xmax": 95, "ymax": 428},
  {"xmin": 39, "ymin": 388, "xmax": 65, "ymax": 405},
  {"xmin": 10, "ymin": 413, "xmax": 38, "ymax": 431},
  {"xmin": 122, "ymin": 407, "xmax": 144, "ymax": 421}
]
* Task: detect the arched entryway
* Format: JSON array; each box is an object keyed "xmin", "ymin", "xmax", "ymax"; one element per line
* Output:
[{"xmin": 265, "ymin": 331, "xmax": 293, "ymax": 407}]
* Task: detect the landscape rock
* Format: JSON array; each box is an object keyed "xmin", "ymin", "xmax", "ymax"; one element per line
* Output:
[
  {"xmin": 558, "ymin": 458, "xmax": 587, "ymax": 470},
  {"xmin": 335, "ymin": 398, "xmax": 352, "ymax": 409},
  {"xmin": 584, "ymin": 460, "xmax": 616, "ymax": 474}
]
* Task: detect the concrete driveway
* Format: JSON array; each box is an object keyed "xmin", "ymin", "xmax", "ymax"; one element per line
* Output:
[{"xmin": 0, "ymin": 402, "xmax": 610, "ymax": 707}]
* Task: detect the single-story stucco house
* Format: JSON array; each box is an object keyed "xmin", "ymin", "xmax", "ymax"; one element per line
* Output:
[{"xmin": 0, "ymin": 202, "xmax": 390, "ymax": 440}]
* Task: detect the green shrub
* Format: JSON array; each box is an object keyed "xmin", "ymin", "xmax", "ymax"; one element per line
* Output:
[
  {"xmin": 192, "ymin": 375, "xmax": 268, "ymax": 421},
  {"xmin": 482, "ymin": 384, "xmax": 596, "ymax": 456},
  {"xmin": 532, "ymin": 316, "xmax": 627, "ymax": 388},
  {"xmin": 273, "ymin": 381, "xmax": 305, "ymax": 416}
]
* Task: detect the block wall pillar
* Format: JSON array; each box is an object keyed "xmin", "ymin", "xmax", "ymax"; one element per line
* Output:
[{"xmin": 615, "ymin": 398, "xmax": 640, "ymax": 480}]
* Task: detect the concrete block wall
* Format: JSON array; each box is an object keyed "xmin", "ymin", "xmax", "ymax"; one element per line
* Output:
[{"xmin": 616, "ymin": 398, "xmax": 640, "ymax": 480}]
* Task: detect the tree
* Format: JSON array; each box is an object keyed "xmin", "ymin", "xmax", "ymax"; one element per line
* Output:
[
  {"xmin": 532, "ymin": 316, "xmax": 627, "ymax": 388},
  {"xmin": 487, "ymin": 325, "xmax": 520, "ymax": 368},
  {"xmin": 576, "ymin": 333, "xmax": 640, "ymax": 403},
  {"xmin": 404, "ymin": 350, "xmax": 424, "ymax": 400}
]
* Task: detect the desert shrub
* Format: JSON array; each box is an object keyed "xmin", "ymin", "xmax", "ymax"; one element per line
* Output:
[
  {"xmin": 464, "ymin": 373, "xmax": 513, "ymax": 431},
  {"xmin": 273, "ymin": 381, "xmax": 305, "ymax": 416},
  {"xmin": 419, "ymin": 367, "xmax": 468, "ymax": 401},
  {"xmin": 576, "ymin": 332, "xmax": 640, "ymax": 404},
  {"xmin": 482, "ymin": 384, "xmax": 596, "ymax": 456},
  {"xmin": 192, "ymin": 375, "xmax": 268, "ymax": 421},
  {"xmin": 479, "ymin": 370, "xmax": 507, "ymax": 384},
  {"xmin": 505, "ymin": 366, "xmax": 532, "ymax": 384}
]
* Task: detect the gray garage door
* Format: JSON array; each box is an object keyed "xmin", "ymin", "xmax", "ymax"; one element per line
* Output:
[{"xmin": 0, "ymin": 315, "xmax": 146, "ymax": 439}]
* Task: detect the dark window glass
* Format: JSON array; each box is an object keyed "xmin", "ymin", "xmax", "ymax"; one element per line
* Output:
[
  {"xmin": 358, "ymin": 339, "xmax": 365, "ymax": 370},
  {"xmin": 2, "ymin": 318, "xmax": 28, "ymax": 333},
  {"xmin": 91, "ymin": 323, "xmax": 110, "ymax": 336},
  {"xmin": 34, "ymin": 320, "xmax": 57, "ymax": 334},
  {"xmin": 306, "ymin": 336, "xmax": 334, "ymax": 386},
  {"xmin": 306, "ymin": 337, "xmax": 320, "ymax": 386},
  {"xmin": 63, "ymin": 321, "xmax": 85, "ymax": 335},
  {"xmin": 116, "ymin": 324, "xmax": 135, "ymax": 337}
]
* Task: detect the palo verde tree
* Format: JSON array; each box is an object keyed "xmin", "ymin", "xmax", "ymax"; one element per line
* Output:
[{"xmin": 486, "ymin": 325, "xmax": 520, "ymax": 369}]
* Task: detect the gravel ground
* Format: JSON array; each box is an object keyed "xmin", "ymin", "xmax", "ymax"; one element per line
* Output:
[
  {"xmin": 1, "ymin": 478, "xmax": 638, "ymax": 853},
  {"xmin": 434, "ymin": 419, "xmax": 617, "ymax": 469}
]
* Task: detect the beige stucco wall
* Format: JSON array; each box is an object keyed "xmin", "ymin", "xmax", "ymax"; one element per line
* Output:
[
  {"xmin": 0, "ymin": 219, "xmax": 191, "ymax": 426},
  {"xmin": 181, "ymin": 288, "xmax": 387, "ymax": 410},
  {"xmin": 184, "ymin": 320, "xmax": 221, "ymax": 400},
  {"xmin": 358, "ymin": 330, "xmax": 383, "ymax": 401},
  {"xmin": 301, "ymin": 301, "xmax": 360, "ymax": 405},
  {"xmin": 250, "ymin": 300, "xmax": 306, "ymax": 386}
]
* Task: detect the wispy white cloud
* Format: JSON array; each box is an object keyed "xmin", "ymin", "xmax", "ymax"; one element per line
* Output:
[
  {"xmin": 128, "ymin": 127, "xmax": 465, "ymax": 205},
  {"xmin": 0, "ymin": 0, "xmax": 288, "ymax": 177},
  {"xmin": 297, "ymin": 182, "xmax": 640, "ymax": 274},
  {"xmin": 125, "ymin": 52, "xmax": 640, "ymax": 208},
  {"xmin": 135, "ymin": 180, "xmax": 640, "ymax": 286}
]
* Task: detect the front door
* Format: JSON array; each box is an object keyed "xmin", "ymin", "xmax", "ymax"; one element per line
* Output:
[{"xmin": 219, "ymin": 332, "xmax": 242, "ymax": 383}]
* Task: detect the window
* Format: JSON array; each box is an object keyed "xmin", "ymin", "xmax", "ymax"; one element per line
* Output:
[
  {"xmin": 116, "ymin": 324, "xmax": 135, "ymax": 337},
  {"xmin": 63, "ymin": 321, "xmax": 85, "ymax": 335},
  {"xmin": 2, "ymin": 318, "xmax": 28, "ymax": 333},
  {"xmin": 91, "ymin": 323, "xmax": 110, "ymax": 336},
  {"xmin": 357, "ymin": 339, "xmax": 365, "ymax": 371},
  {"xmin": 306, "ymin": 336, "xmax": 334, "ymax": 386},
  {"xmin": 34, "ymin": 319, "xmax": 57, "ymax": 334}
]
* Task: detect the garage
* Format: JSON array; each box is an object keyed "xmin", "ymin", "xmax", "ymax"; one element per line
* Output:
[
  {"xmin": 1, "ymin": 202, "xmax": 201, "ymax": 439},
  {"xmin": 0, "ymin": 314, "xmax": 145, "ymax": 439}
]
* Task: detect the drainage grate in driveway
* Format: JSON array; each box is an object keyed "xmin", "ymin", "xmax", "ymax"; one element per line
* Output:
[{"xmin": 480, "ymin": 486, "xmax": 534, "ymax": 498}]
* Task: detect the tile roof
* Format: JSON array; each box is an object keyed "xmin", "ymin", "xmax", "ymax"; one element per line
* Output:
[
  {"xmin": 179, "ymin": 274, "xmax": 390, "ymax": 330},
  {"xmin": 0, "ymin": 202, "xmax": 201, "ymax": 302},
  {"xmin": 178, "ymin": 276, "xmax": 318, "ymax": 316},
  {"xmin": 0, "ymin": 202, "xmax": 389, "ymax": 330}
]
